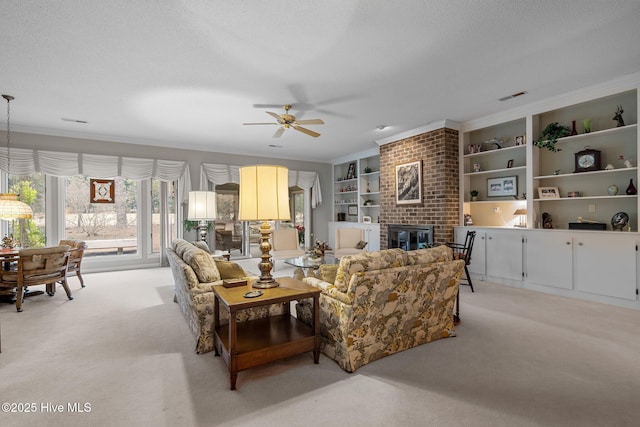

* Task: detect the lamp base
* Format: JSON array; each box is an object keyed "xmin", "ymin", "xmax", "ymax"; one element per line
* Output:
[
  {"xmin": 252, "ymin": 221, "xmax": 279, "ymax": 288},
  {"xmin": 197, "ymin": 220, "xmax": 209, "ymax": 241}
]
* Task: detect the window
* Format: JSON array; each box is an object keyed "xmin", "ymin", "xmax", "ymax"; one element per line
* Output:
[
  {"xmin": 151, "ymin": 179, "xmax": 177, "ymax": 253},
  {"xmin": 65, "ymin": 176, "xmax": 138, "ymax": 256},
  {"xmin": 8, "ymin": 173, "xmax": 45, "ymax": 247},
  {"xmin": 291, "ymin": 189, "xmax": 304, "ymax": 227}
]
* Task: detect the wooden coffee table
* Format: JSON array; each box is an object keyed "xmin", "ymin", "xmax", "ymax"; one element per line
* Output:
[{"xmin": 212, "ymin": 277, "xmax": 321, "ymax": 390}]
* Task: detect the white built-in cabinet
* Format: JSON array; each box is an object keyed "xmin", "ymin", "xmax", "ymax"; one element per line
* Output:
[
  {"xmin": 486, "ymin": 229, "xmax": 523, "ymax": 282},
  {"xmin": 525, "ymin": 230, "xmax": 573, "ymax": 290},
  {"xmin": 455, "ymin": 226, "xmax": 639, "ymax": 308},
  {"xmin": 572, "ymin": 233, "xmax": 637, "ymax": 301}
]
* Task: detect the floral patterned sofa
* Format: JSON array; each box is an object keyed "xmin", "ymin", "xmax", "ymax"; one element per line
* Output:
[
  {"xmin": 296, "ymin": 245, "xmax": 464, "ymax": 372},
  {"xmin": 167, "ymin": 239, "xmax": 285, "ymax": 353}
]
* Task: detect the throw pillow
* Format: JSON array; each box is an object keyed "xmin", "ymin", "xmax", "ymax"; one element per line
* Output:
[
  {"xmin": 191, "ymin": 240, "xmax": 211, "ymax": 253},
  {"xmin": 214, "ymin": 260, "xmax": 248, "ymax": 279},
  {"xmin": 183, "ymin": 247, "xmax": 221, "ymax": 283},
  {"xmin": 317, "ymin": 264, "xmax": 339, "ymax": 284},
  {"xmin": 355, "ymin": 240, "xmax": 368, "ymax": 250}
]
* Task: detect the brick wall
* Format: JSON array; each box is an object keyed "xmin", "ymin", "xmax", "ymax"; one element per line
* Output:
[{"xmin": 379, "ymin": 127, "xmax": 459, "ymax": 248}]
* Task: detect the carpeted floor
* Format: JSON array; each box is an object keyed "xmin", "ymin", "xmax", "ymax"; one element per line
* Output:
[{"xmin": 0, "ymin": 263, "xmax": 639, "ymax": 427}]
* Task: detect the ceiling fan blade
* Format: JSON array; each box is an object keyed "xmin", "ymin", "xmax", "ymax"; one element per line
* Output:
[
  {"xmin": 266, "ymin": 111, "xmax": 282, "ymax": 121},
  {"xmin": 272, "ymin": 127, "xmax": 286, "ymax": 138},
  {"xmin": 295, "ymin": 118, "xmax": 324, "ymax": 125},
  {"xmin": 243, "ymin": 122, "xmax": 278, "ymax": 125},
  {"xmin": 292, "ymin": 125, "xmax": 320, "ymax": 138}
]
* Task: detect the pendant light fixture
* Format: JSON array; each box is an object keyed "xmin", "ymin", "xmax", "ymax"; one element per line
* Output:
[{"xmin": 0, "ymin": 94, "xmax": 33, "ymax": 219}]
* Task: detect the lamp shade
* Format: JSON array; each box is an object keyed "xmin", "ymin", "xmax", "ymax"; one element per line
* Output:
[
  {"xmin": 0, "ymin": 193, "xmax": 33, "ymax": 219},
  {"xmin": 513, "ymin": 208, "xmax": 527, "ymax": 216},
  {"xmin": 238, "ymin": 165, "xmax": 290, "ymax": 221},
  {"xmin": 187, "ymin": 191, "xmax": 217, "ymax": 220}
]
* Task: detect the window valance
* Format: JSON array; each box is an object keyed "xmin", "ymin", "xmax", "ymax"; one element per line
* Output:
[
  {"xmin": 199, "ymin": 163, "xmax": 322, "ymax": 208},
  {"xmin": 0, "ymin": 147, "xmax": 192, "ymax": 204}
]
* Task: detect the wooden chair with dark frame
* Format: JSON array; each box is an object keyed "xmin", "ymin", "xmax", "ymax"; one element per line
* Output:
[{"xmin": 445, "ymin": 230, "xmax": 476, "ymax": 323}]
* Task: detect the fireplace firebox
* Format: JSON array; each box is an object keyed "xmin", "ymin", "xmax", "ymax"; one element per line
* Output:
[{"xmin": 387, "ymin": 224, "xmax": 434, "ymax": 250}]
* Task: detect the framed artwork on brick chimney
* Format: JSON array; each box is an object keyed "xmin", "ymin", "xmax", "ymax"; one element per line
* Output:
[{"xmin": 395, "ymin": 160, "xmax": 422, "ymax": 205}]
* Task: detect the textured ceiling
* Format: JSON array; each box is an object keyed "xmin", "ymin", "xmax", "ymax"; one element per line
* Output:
[{"xmin": 2, "ymin": 0, "xmax": 640, "ymax": 162}]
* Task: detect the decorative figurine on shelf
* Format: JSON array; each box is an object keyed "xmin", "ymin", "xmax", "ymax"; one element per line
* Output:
[
  {"xmin": 613, "ymin": 105, "xmax": 625, "ymax": 127},
  {"xmin": 2, "ymin": 234, "xmax": 15, "ymax": 249},
  {"xmin": 542, "ymin": 212, "xmax": 553, "ymax": 229}
]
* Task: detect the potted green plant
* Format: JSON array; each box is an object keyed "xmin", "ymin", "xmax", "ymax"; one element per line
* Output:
[
  {"xmin": 364, "ymin": 166, "xmax": 373, "ymax": 173},
  {"xmin": 470, "ymin": 190, "xmax": 479, "ymax": 201},
  {"xmin": 534, "ymin": 122, "xmax": 571, "ymax": 152}
]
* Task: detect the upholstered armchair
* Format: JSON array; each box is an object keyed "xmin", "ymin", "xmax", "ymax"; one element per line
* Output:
[
  {"xmin": 334, "ymin": 227, "xmax": 367, "ymax": 258},
  {"xmin": 13, "ymin": 245, "xmax": 73, "ymax": 312},
  {"xmin": 271, "ymin": 228, "xmax": 305, "ymax": 265},
  {"xmin": 59, "ymin": 239, "xmax": 87, "ymax": 287}
]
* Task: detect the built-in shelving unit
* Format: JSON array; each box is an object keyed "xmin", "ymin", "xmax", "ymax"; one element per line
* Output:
[
  {"xmin": 333, "ymin": 149, "xmax": 380, "ymax": 223},
  {"xmin": 460, "ymin": 79, "xmax": 639, "ymax": 231}
]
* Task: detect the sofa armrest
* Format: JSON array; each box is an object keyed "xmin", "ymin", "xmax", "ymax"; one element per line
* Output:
[
  {"xmin": 303, "ymin": 276, "xmax": 352, "ymax": 304},
  {"xmin": 191, "ymin": 280, "xmax": 225, "ymax": 294}
]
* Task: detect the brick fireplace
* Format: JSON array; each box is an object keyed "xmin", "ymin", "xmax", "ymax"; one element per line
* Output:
[{"xmin": 379, "ymin": 126, "xmax": 459, "ymax": 248}]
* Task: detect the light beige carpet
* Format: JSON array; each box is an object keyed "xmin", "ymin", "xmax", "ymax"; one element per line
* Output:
[{"xmin": 0, "ymin": 266, "xmax": 639, "ymax": 427}]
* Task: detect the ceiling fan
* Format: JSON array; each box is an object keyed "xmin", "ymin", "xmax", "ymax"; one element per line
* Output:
[{"xmin": 243, "ymin": 105, "xmax": 324, "ymax": 138}]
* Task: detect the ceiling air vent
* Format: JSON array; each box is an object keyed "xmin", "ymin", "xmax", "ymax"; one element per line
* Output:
[{"xmin": 499, "ymin": 91, "xmax": 528, "ymax": 102}]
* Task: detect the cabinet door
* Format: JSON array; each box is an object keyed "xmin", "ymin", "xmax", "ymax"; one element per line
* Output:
[
  {"xmin": 574, "ymin": 234, "xmax": 637, "ymax": 301},
  {"xmin": 486, "ymin": 230, "xmax": 523, "ymax": 281},
  {"xmin": 456, "ymin": 228, "xmax": 486, "ymax": 276},
  {"xmin": 364, "ymin": 224, "xmax": 380, "ymax": 251},
  {"xmin": 526, "ymin": 232, "xmax": 573, "ymax": 289}
]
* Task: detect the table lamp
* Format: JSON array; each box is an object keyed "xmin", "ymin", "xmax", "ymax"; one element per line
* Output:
[
  {"xmin": 513, "ymin": 208, "xmax": 527, "ymax": 228},
  {"xmin": 239, "ymin": 165, "xmax": 290, "ymax": 288},
  {"xmin": 188, "ymin": 191, "xmax": 217, "ymax": 241}
]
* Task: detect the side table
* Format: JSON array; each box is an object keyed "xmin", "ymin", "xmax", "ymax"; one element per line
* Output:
[{"xmin": 212, "ymin": 277, "xmax": 321, "ymax": 390}]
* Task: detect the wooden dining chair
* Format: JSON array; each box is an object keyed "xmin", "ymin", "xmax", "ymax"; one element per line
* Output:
[
  {"xmin": 59, "ymin": 239, "xmax": 88, "ymax": 287},
  {"xmin": 14, "ymin": 245, "xmax": 73, "ymax": 312}
]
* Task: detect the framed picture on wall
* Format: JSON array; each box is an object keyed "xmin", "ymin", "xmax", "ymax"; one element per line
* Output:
[
  {"xmin": 395, "ymin": 160, "xmax": 422, "ymax": 204},
  {"xmin": 487, "ymin": 176, "xmax": 518, "ymax": 197},
  {"xmin": 348, "ymin": 205, "xmax": 358, "ymax": 216},
  {"xmin": 90, "ymin": 179, "xmax": 115, "ymax": 203}
]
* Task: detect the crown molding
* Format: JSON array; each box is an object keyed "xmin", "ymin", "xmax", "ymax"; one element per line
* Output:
[{"xmin": 375, "ymin": 119, "xmax": 460, "ymax": 146}]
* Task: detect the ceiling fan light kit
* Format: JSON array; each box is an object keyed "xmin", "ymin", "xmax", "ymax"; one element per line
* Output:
[{"xmin": 243, "ymin": 104, "xmax": 324, "ymax": 138}]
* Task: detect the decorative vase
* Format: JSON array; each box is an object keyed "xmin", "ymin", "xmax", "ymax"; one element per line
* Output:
[
  {"xmin": 570, "ymin": 120, "xmax": 578, "ymax": 136},
  {"xmin": 626, "ymin": 179, "xmax": 637, "ymax": 195},
  {"xmin": 608, "ymin": 184, "xmax": 618, "ymax": 196},
  {"xmin": 583, "ymin": 119, "xmax": 591, "ymax": 133}
]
